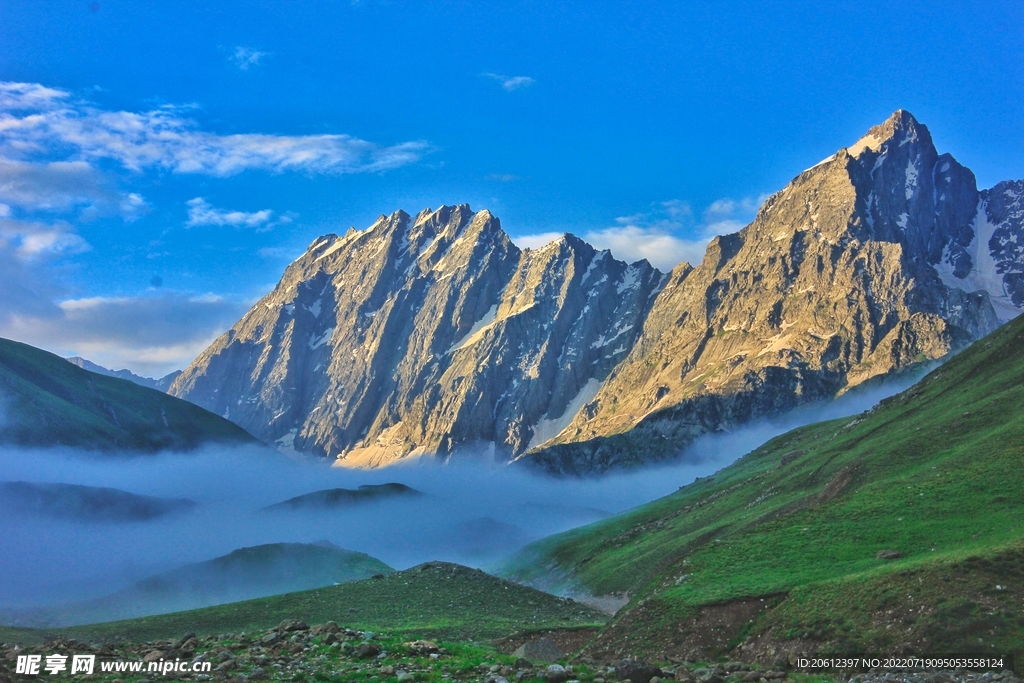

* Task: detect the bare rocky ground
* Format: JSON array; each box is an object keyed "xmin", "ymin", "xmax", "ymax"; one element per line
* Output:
[{"xmin": 2, "ymin": 621, "xmax": 1018, "ymax": 683}]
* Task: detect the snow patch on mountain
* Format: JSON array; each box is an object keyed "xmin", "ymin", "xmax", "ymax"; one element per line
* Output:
[
  {"xmin": 525, "ymin": 378, "xmax": 603, "ymax": 451},
  {"xmin": 934, "ymin": 200, "xmax": 1022, "ymax": 321}
]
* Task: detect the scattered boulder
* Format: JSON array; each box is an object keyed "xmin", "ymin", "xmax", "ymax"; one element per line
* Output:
[
  {"xmin": 173, "ymin": 632, "xmax": 197, "ymax": 650},
  {"xmin": 512, "ymin": 637, "xmax": 563, "ymax": 663},
  {"xmin": 311, "ymin": 621, "xmax": 340, "ymax": 635},
  {"xmin": 142, "ymin": 651, "xmax": 165, "ymax": 663},
  {"xmin": 403, "ymin": 640, "xmax": 439, "ymax": 654},
  {"xmin": 354, "ymin": 642, "xmax": 381, "ymax": 659},
  {"xmin": 545, "ymin": 664, "xmax": 571, "ymax": 683},
  {"xmin": 260, "ymin": 633, "xmax": 281, "ymax": 646},
  {"xmin": 617, "ymin": 660, "xmax": 664, "ymax": 683},
  {"xmin": 276, "ymin": 619, "xmax": 309, "ymax": 632}
]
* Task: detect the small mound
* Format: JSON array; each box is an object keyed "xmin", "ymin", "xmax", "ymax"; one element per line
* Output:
[{"xmin": 261, "ymin": 483, "xmax": 420, "ymax": 511}]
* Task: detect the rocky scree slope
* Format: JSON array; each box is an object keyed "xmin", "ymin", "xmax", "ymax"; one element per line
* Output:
[
  {"xmin": 524, "ymin": 110, "xmax": 1019, "ymax": 473},
  {"xmin": 169, "ymin": 205, "xmax": 663, "ymax": 465}
]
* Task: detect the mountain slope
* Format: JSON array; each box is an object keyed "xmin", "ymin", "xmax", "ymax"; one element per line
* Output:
[
  {"xmin": 169, "ymin": 205, "xmax": 663, "ymax": 464},
  {"xmin": 0, "ymin": 337, "xmax": 257, "ymax": 452},
  {"xmin": 525, "ymin": 110, "xmax": 1013, "ymax": 473},
  {"xmin": 3, "ymin": 542, "xmax": 393, "ymax": 628},
  {"xmin": 66, "ymin": 356, "xmax": 181, "ymax": 392},
  {"xmin": 498, "ymin": 311, "xmax": 1024, "ymax": 660}
]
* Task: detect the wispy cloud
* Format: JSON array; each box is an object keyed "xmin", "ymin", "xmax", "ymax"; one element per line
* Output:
[
  {"xmin": 511, "ymin": 196, "xmax": 768, "ymax": 271},
  {"xmin": 0, "ymin": 81, "xmax": 430, "ymax": 177},
  {"xmin": 229, "ymin": 47, "xmax": 269, "ymax": 71},
  {"xmin": 483, "ymin": 73, "xmax": 536, "ymax": 92},
  {"xmin": 185, "ymin": 197, "xmax": 275, "ymax": 229},
  {"xmin": 487, "ymin": 173, "xmax": 521, "ymax": 182}
]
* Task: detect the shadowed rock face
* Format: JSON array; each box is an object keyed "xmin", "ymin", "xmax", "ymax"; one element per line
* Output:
[
  {"xmin": 169, "ymin": 205, "xmax": 663, "ymax": 464},
  {"xmin": 523, "ymin": 110, "xmax": 1014, "ymax": 474},
  {"xmin": 171, "ymin": 111, "xmax": 1023, "ymax": 475}
]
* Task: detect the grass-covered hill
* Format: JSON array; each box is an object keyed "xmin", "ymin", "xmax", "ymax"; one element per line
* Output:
[
  {"xmin": 37, "ymin": 561, "xmax": 606, "ymax": 644},
  {"xmin": 498, "ymin": 313, "xmax": 1024, "ymax": 663},
  {"xmin": 4, "ymin": 542, "xmax": 394, "ymax": 628},
  {"xmin": 0, "ymin": 337, "xmax": 257, "ymax": 451}
]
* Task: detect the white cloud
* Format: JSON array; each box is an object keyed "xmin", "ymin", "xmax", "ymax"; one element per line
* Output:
[
  {"xmin": 513, "ymin": 231, "xmax": 564, "ymax": 250},
  {"xmin": 0, "ymin": 82, "xmax": 68, "ymax": 111},
  {"xmin": 0, "ymin": 217, "xmax": 90, "ymax": 260},
  {"xmin": 185, "ymin": 197, "xmax": 273, "ymax": 228},
  {"xmin": 0, "ymin": 81, "xmax": 430, "ymax": 177},
  {"xmin": 118, "ymin": 192, "xmax": 149, "ymax": 221},
  {"xmin": 511, "ymin": 195, "xmax": 768, "ymax": 271},
  {"xmin": 579, "ymin": 226, "xmax": 711, "ymax": 271},
  {"xmin": 230, "ymin": 47, "xmax": 269, "ymax": 71},
  {"xmin": 483, "ymin": 73, "xmax": 536, "ymax": 91},
  {"xmin": 1, "ymin": 292, "xmax": 247, "ymax": 378}
]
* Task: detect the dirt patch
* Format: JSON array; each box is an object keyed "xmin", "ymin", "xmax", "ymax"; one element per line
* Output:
[
  {"xmin": 811, "ymin": 462, "xmax": 860, "ymax": 507},
  {"xmin": 576, "ymin": 593, "xmax": 630, "ymax": 615},
  {"xmin": 493, "ymin": 627, "xmax": 602, "ymax": 658},
  {"xmin": 581, "ymin": 595, "xmax": 784, "ymax": 663}
]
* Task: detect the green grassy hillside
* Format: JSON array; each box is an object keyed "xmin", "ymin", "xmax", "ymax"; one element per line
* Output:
[
  {"xmin": 498, "ymin": 314, "xmax": 1024, "ymax": 661},
  {"xmin": 0, "ymin": 337, "xmax": 257, "ymax": 451},
  {"xmin": 40, "ymin": 562, "xmax": 605, "ymax": 644}
]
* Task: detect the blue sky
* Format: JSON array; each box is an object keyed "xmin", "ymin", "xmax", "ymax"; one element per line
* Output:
[{"xmin": 1, "ymin": 0, "xmax": 1023, "ymax": 376}]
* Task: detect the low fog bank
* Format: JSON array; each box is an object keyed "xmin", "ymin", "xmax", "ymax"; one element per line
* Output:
[{"xmin": 0, "ymin": 370, "xmax": 921, "ymax": 613}]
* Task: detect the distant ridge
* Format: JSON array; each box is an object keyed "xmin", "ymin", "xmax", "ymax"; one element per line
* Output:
[
  {"xmin": 0, "ymin": 337, "xmax": 257, "ymax": 452},
  {"xmin": 0, "ymin": 481, "xmax": 195, "ymax": 521},
  {"xmin": 66, "ymin": 357, "xmax": 181, "ymax": 392}
]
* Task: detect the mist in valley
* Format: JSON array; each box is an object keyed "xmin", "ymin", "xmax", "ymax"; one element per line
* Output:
[{"xmin": 0, "ymin": 368, "xmax": 924, "ymax": 621}]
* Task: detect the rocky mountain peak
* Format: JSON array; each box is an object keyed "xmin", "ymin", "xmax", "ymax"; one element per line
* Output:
[
  {"xmin": 523, "ymin": 111, "xmax": 1013, "ymax": 474},
  {"xmin": 170, "ymin": 205, "xmax": 663, "ymax": 465},
  {"xmin": 846, "ymin": 109, "xmax": 931, "ymax": 158}
]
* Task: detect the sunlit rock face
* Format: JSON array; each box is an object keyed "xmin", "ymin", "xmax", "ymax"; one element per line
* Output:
[
  {"xmin": 173, "ymin": 111, "xmax": 1024, "ymax": 474},
  {"xmin": 169, "ymin": 204, "xmax": 662, "ymax": 465},
  {"xmin": 523, "ymin": 110, "xmax": 1017, "ymax": 474}
]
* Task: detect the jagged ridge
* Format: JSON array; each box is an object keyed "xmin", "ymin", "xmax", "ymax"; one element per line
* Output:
[{"xmin": 169, "ymin": 205, "xmax": 663, "ymax": 464}]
